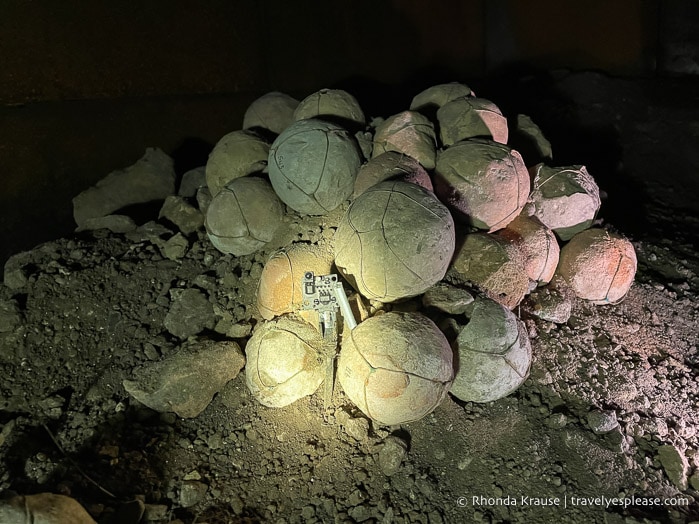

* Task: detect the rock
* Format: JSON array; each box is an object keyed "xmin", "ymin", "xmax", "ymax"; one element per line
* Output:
[
  {"xmin": 161, "ymin": 233, "xmax": 189, "ymax": 261},
  {"xmin": 528, "ymin": 277, "xmax": 574, "ymax": 324},
  {"xmin": 0, "ymin": 493, "xmax": 96, "ymax": 523},
  {"xmin": 164, "ymin": 288, "xmax": 215, "ymax": 338},
  {"xmin": 372, "ymin": 110, "xmax": 437, "ymax": 169},
  {"xmin": 205, "ymin": 130, "xmax": 270, "ymax": 196},
  {"xmin": 587, "ymin": 409, "xmax": 619, "ymax": 434},
  {"xmin": 690, "ymin": 471, "xmax": 699, "ymax": 491},
  {"xmin": 293, "ymin": 88, "xmax": 365, "ymax": 128},
  {"xmin": 512, "ymin": 114, "xmax": 553, "ymax": 163},
  {"xmin": 243, "ymin": 91, "xmax": 299, "ymax": 135},
  {"xmin": 179, "ymin": 480, "xmax": 208, "ymax": 508},
  {"xmin": 123, "ymin": 339, "xmax": 245, "ymax": 418},
  {"xmin": 353, "ymin": 151, "xmax": 433, "ymax": 198},
  {"xmin": 72, "ymin": 148, "xmax": 176, "ymax": 229},
  {"xmin": 657, "ymin": 444, "xmax": 689, "ymax": 490},
  {"xmin": 159, "ymin": 195, "xmax": 204, "ymax": 235},
  {"xmin": 3, "ymin": 251, "xmax": 31, "ymax": 290},
  {"xmin": 421, "ymin": 282, "xmax": 474, "ymax": 314},
  {"xmin": 378, "ymin": 435, "xmax": 408, "ymax": 476},
  {"xmin": 178, "ymin": 166, "xmax": 206, "ymax": 197},
  {"xmin": 344, "ymin": 416, "xmax": 370, "ymax": 442},
  {"xmin": 437, "ymin": 97, "xmax": 508, "ymax": 146},
  {"xmin": 76, "ymin": 214, "xmax": 137, "ymax": 233},
  {"xmin": 0, "ymin": 300, "xmax": 21, "ymax": 332}
]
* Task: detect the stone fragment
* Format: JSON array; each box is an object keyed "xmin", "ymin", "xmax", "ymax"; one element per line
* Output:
[
  {"xmin": 3, "ymin": 251, "xmax": 31, "ymax": 290},
  {"xmin": 164, "ymin": 288, "xmax": 215, "ymax": 339},
  {"xmin": 123, "ymin": 339, "xmax": 245, "ymax": 418},
  {"xmin": 657, "ymin": 444, "xmax": 689, "ymax": 490},
  {"xmin": 0, "ymin": 493, "xmax": 96, "ymax": 523},
  {"xmin": 161, "ymin": 233, "xmax": 189, "ymax": 261},
  {"xmin": 72, "ymin": 148, "xmax": 176, "ymax": 229},
  {"xmin": 587, "ymin": 409, "xmax": 618, "ymax": 434},
  {"xmin": 77, "ymin": 214, "xmax": 137, "ymax": 233},
  {"xmin": 159, "ymin": 195, "xmax": 204, "ymax": 235},
  {"xmin": 528, "ymin": 277, "xmax": 574, "ymax": 324},
  {"xmin": 0, "ymin": 300, "xmax": 21, "ymax": 332},
  {"xmin": 344, "ymin": 416, "xmax": 370, "ymax": 441},
  {"xmin": 179, "ymin": 480, "xmax": 208, "ymax": 508},
  {"xmin": 421, "ymin": 283, "xmax": 474, "ymax": 314},
  {"xmin": 378, "ymin": 435, "xmax": 408, "ymax": 476},
  {"xmin": 178, "ymin": 166, "xmax": 206, "ymax": 197}
]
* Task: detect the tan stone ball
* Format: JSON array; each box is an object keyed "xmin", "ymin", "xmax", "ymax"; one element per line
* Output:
[
  {"xmin": 335, "ymin": 180, "xmax": 455, "ymax": 302},
  {"xmin": 205, "ymin": 177, "xmax": 284, "ymax": 256},
  {"xmin": 256, "ymin": 243, "xmax": 334, "ymax": 320},
  {"xmin": 437, "ymin": 97, "xmax": 508, "ymax": 146},
  {"xmin": 353, "ymin": 151, "xmax": 433, "ymax": 198},
  {"xmin": 338, "ymin": 311, "xmax": 453, "ymax": 426},
  {"xmin": 525, "ymin": 164, "xmax": 601, "ymax": 241},
  {"xmin": 449, "ymin": 232, "xmax": 530, "ymax": 310},
  {"xmin": 243, "ymin": 91, "xmax": 300, "ymax": 135},
  {"xmin": 434, "ymin": 139, "xmax": 530, "ymax": 232},
  {"xmin": 293, "ymin": 88, "xmax": 366, "ymax": 127},
  {"xmin": 555, "ymin": 228, "xmax": 637, "ymax": 304},
  {"xmin": 450, "ymin": 297, "xmax": 531, "ymax": 403},
  {"xmin": 245, "ymin": 315, "xmax": 325, "ymax": 408},
  {"xmin": 372, "ymin": 111, "xmax": 437, "ymax": 169},
  {"xmin": 205, "ymin": 130, "xmax": 270, "ymax": 196},
  {"xmin": 497, "ymin": 215, "xmax": 560, "ymax": 286}
]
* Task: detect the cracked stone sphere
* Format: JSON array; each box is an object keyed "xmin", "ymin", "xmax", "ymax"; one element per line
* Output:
[
  {"xmin": 525, "ymin": 164, "xmax": 601, "ymax": 241},
  {"xmin": 245, "ymin": 315, "xmax": 325, "ymax": 408},
  {"xmin": 434, "ymin": 138, "xmax": 530, "ymax": 232},
  {"xmin": 353, "ymin": 151, "xmax": 432, "ymax": 198},
  {"xmin": 436, "ymin": 97, "xmax": 508, "ymax": 146},
  {"xmin": 268, "ymin": 118, "xmax": 361, "ymax": 215},
  {"xmin": 204, "ymin": 177, "xmax": 284, "ymax": 256},
  {"xmin": 556, "ymin": 228, "xmax": 637, "ymax": 304},
  {"xmin": 410, "ymin": 82, "xmax": 475, "ymax": 116},
  {"xmin": 243, "ymin": 91, "xmax": 299, "ymax": 136},
  {"xmin": 338, "ymin": 311, "xmax": 453, "ymax": 425},
  {"xmin": 292, "ymin": 88, "xmax": 366, "ymax": 128},
  {"xmin": 256, "ymin": 243, "xmax": 334, "ymax": 320},
  {"xmin": 205, "ymin": 130, "xmax": 270, "ymax": 196},
  {"xmin": 372, "ymin": 110, "xmax": 437, "ymax": 169},
  {"xmin": 334, "ymin": 180, "xmax": 455, "ymax": 302},
  {"xmin": 450, "ymin": 297, "xmax": 532, "ymax": 403}
]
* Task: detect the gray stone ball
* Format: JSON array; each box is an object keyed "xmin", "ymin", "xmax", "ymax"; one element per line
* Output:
[
  {"xmin": 243, "ymin": 91, "xmax": 300, "ymax": 136},
  {"xmin": 450, "ymin": 297, "xmax": 532, "ymax": 403},
  {"xmin": 268, "ymin": 118, "xmax": 361, "ymax": 215},
  {"xmin": 205, "ymin": 130, "xmax": 270, "ymax": 196},
  {"xmin": 335, "ymin": 180, "xmax": 455, "ymax": 302},
  {"xmin": 293, "ymin": 88, "xmax": 366, "ymax": 127},
  {"xmin": 205, "ymin": 177, "xmax": 284, "ymax": 256}
]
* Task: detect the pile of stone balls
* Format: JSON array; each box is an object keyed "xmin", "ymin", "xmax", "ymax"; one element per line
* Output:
[{"xmin": 202, "ymin": 85, "xmax": 637, "ymax": 427}]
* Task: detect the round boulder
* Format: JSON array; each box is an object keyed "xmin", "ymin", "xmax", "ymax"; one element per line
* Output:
[
  {"xmin": 497, "ymin": 215, "xmax": 560, "ymax": 286},
  {"xmin": 268, "ymin": 118, "xmax": 361, "ymax": 215},
  {"xmin": 243, "ymin": 91, "xmax": 299, "ymax": 135},
  {"xmin": 555, "ymin": 228, "xmax": 637, "ymax": 304},
  {"xmin": 334, "ymin": 180, "xmax": 455, "ymax": 302},
  {"xmin": 338, "ymin": 311, "xmax": 453, "ymax": 426},
  {"xmin": 450, "ymin": 297, "xmax": 531, "ymax": 403},
  {"xmin": 437, "ymin": 97, "xmax": 508, "ymax": 146},
  {"xmin": 205, "ymin": 130, "xmax": 270, "ymax": 196},
  {"xmin": 353, "ymin": 151, "xmax": 433, "ymax": 198},
  {"xmin": 410, "ymin": 82, "xmax": 475, "ymax": 116},
  {"xmin": 434, "ymin": 139, "xmax": 530, "ymax": 232},
  {"xmin": 245, "ymin": 315, "xmax": 325, "ymax": 408},
  {"xmin": 293, "ymin": 88, "xmax": 366, "ymax": 128},
  {"xmin": 525, "ymin": 164, "xmax": 601, "ymax": 241},
  {"xmin": 205, "ymin": 177, "xmax": 284, "ymax": 256},
  {"xmin": 372, "ymin": 111, "xmax": 437, "ymax": 169},
  {"xmin": 256, "ymin": 243, "xmax": 334, "ymax": 320}
]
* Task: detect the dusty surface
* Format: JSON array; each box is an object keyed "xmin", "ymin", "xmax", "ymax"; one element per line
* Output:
[{"xmin": 1, "ymin": 73, "xmax": 699, "ymax": 524}]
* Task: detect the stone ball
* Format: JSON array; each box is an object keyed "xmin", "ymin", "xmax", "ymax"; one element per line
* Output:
[
  {"xmin": 497, "ymin": 215, "xmax": 560, "ymax": 286},
  {"xmin": 205, "ymin": 130, "xmax": 270, "ymax": 196},
  {"xmin": 450, "ymin": 297, "xmax": 531, "ymax": 403},
  {"xmin": 525, "ymin": 164, "xmax": 601, "ymax": 241},
  {"xmin": 268, "ymin": 118, "xmax": 361, "ymax": 215},
  {"xmin": 434, "ymin": 139, "xmax": 530, "ymax": 232},
  {"xmin": 338, "ymin": 311, "xmax": 453, "ymax": 425},
  {"xmin": 245, "ymin": 315, "xmax": 325, "ymax": 408},
  {"xmin": 243, "ymin": 91, "xmax": 300, "ymax": 136},
  {"xmin": 256, "ymin": 243, "xmax": 334, "ymax": 320},
  {"xmin": 410, "ymin": 82, "xmax": 475, "ymax": 116},
  {"xmin": 293, "ymin": 88, "xmax": 366, "ymax": 128},
  {"xmin": 555, "ymin": 228, "xmax": 637, "ymax": 304},
  {"xmin": 353, "ymin": 151, "xmax": 433, "ymax": 198},
  {"xmin": 372, "ymin": 111, "xmax": 437, "ymax": 169},
  {"xmin": 205, "ymin": 177, "xmax": 284, "ymax": 256},
  {"xmin": 449, "ymin": 232, "xmax": 530, "ymax": 310},
  {"xmin": 437, "ymin": 97, "xmax": 508, "ymax": 146},
  {"xmin": 334, "ymin": 180, "xmax": 455, "ymax": 302}
]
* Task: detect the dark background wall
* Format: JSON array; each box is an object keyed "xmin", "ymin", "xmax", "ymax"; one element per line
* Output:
[{"xmin": 0, "ymin": 0, "xmax": 696, "ymax": 267}]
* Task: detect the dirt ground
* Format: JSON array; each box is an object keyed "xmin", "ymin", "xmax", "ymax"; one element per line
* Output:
[{"xmin": 1, "ymin": 72, "xmax": 699, "ymax": 524}]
